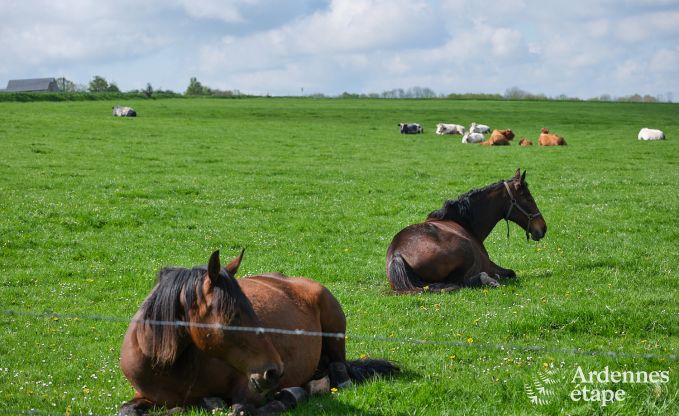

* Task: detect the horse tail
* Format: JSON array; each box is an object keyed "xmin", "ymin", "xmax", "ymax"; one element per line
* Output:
[
  {"xmin": 346, "ymin": 358, "xmax": 400, "ymax": 384},
  {"xmin": 387, "ymin": 252, "xmax": 425, "ymax": 293}
]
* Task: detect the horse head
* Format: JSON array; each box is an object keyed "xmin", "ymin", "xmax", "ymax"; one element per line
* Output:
[
  {"xmin": 190, "ymin": 250, "xmax": 284, "ymax": 395},
  {"xmin": 504, "ymin": 169, "xmax": 547, "ymax": 241}
]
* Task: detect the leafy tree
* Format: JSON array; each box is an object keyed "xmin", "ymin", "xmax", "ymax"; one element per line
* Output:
[
  {"xmin": 106, "ymin": 82, "xmax": 120, "ymax": 93},
  {"xmin": 89, "ymin": 76, "xmax": 110, "ymax": 92},
  {"xmin": 185, "ymin": 77, "xmax": 211, "ymax": 96},
  {"xmin": 504, "ymin": 86, "xmax": 528, "ymax": 99},
  {"xmin": 55, "ymin": 77, "xmax": 77, "ymax": 92},
  {"xmin": 144, "ymin": 83, "xmax": 154, "ymax": 98}
]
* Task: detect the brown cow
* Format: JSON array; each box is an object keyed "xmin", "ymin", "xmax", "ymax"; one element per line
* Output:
[
  {"xmin": 480, "ymin": 129, "xmax": 514, "ymax": 146},
  {"xmin": 538, "ymin": 128, "xmax": 567, "ymax": 146},
  {"xmin": 519, "ymin": 138, "xmax": 533, "ymax": 146}
]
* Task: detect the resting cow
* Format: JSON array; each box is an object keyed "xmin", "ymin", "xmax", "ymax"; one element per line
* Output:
[
  {"xmin": 480, "ymin": 129, "xmax": 514, "ymax": 146},
  {"xmin": 462, "ymin": 132, "xmax": 485, "ymax": 144},
  {"xmin": 519, "ymin": 138, "xmax": 533, "ymax": 146},
  {"xmin": 399, "ymin": 123, "xmax": 424, "ymax": 134},
  {"xmin": 113, "ymin": 105, "xmax": 137, "ymax": 117},
  {"xmin": 469, "ymin": 122, "xmax": 491, "ymax": 134},
  {"xmin": 638, "ymin": 128, "xmax": 665, "ymax": 141},
  {"xmin": 538, "ymin": 128, "xmax": 566, "ymax": 146},
  {"xmin": 436, "ymin": 123, "xmax": 465, "ymax": 135}
]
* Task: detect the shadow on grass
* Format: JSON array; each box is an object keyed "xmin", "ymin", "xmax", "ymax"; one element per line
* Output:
[
  {"xmin": 517, "ymin": 268, "xmax": 553, "ymax": 281},
  {"xmin": 292, "ymin": 369, "xmax": 419, "ymax": 416}
]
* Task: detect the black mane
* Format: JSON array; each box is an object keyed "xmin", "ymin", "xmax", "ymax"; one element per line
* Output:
[
  {"xmin": 426, "ymin": 180, "xmax": 505, "ymax": 225},
  {"xmin": 137, "ymin": 264, "xmax": 245, "ymax": 368}
]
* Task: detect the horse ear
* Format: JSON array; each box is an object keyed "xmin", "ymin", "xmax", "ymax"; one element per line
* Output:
[
  {"xmin": 225, "ymin": 248, "xmax": 245, "ymax": 277},
  {"xmin": 207, "ymin": 250, "xmax": 221, "ymax": 283},
  {"xmin": 514, "ymin": 168, "xmax": 521, "ymax": 180},
  {"xmin": 521, "ymin": 170, "xmax": 527, "ymax": 183}
]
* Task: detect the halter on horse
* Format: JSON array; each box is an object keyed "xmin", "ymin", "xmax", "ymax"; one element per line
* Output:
[{"xmin": 503, "ymin": 180, "xmax": 542, "ymax": 240}]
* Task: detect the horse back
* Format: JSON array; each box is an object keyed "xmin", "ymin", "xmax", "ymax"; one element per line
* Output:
[{"xmin": 387, "ymin": 220, "xmax": 486, "ymax": 283}]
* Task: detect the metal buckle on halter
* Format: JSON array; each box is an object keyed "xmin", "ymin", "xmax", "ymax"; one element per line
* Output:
[{"xmin": 503, "ymin": 181, "xmax": 541, "ymax": 240}]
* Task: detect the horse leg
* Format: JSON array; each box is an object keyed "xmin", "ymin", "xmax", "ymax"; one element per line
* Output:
[
  {"xmin": 117, "ymin": 395, "xmax": 154, "ymax": 416},
  {"xmin": 254, "ymin": 387, "xmax": 309, "ymax": 415},
  {"xmin": 315, "ymin": 287, "xmax": 354, "ymax": 388},
  {"xmin": 463, "ymin": 272, "xmax": 500, "ymax": 288},
  {"xmin": 488, "ymin": 260, "xmax": 516, "ymax": 280},
  {"xmin": 425, "ymin": 282, "xmax": 462, "ymax": 292}
]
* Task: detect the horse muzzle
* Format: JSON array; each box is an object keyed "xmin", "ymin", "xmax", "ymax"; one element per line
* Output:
[
  {"xmin": 528, "ymin": 220, "xmax": 547, "ymax": 241},
  {"xmin": 249, "ymin": 366, "xmax": 283, "ymax": 394}
]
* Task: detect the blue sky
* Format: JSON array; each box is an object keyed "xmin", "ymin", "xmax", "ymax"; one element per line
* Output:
[{"xmin": 1, "ymin": 0, "xmax": 678, "ymax": 99}]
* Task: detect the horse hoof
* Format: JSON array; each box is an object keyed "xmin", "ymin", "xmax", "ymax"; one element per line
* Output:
[
  {"xmin": 199, "ymin": 396, "xmax": 227, "ymax": 411},
  {"xmin": 479, "ymin": 273, "xmax": 500, "ymax": 287},
  {"xmin": 117, "ymin": 405, "xmax": 142, "ymax": 416},
  {"xmin": 229, "ymin": 403, "xmax": 256, "ymax": 416},
  {"xmin": 305, "ymin": 376, "xmax": 331, "ymax": 395},
  {"xmin": 328, "ymin": 362, "xmax": 352, "ymax": 387},
  {"xmin": 275, "ymin": 387, "xmax": 308, "ymax": 409},
  {"xmin": 256, "ymin": 399, "xmax": 289, "ymax": 415}
]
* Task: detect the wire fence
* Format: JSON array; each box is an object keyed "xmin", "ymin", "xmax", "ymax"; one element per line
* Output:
[
  {"xmin": 1, "ymin": 308, "xmax": 676, "ymax": 416},
  {"xmin": 2, "ymin": 309, "xmax": 676, "ymax": 361}
]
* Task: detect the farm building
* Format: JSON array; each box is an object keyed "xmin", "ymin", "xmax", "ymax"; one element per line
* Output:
[{"xmin": 3, "ymin": 78, "xmax": 59, "ymax": 92}]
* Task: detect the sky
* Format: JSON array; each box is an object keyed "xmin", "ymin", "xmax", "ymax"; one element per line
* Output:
[{"xmin": 1, "ymin": 0, "xmax": 678, "ymax": 99}]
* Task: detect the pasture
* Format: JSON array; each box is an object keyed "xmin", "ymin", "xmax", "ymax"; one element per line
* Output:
[{"xmin": 0, "ymin": 97, "xmax": 677, "ymax": 415}]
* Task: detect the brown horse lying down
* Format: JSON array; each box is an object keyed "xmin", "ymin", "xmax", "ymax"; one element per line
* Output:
[
  {"xmin": 480, "ymin": 129, "xmax": 515, "ymax": 145},
  {"xmin": 119, "ymin": 250, "xmax": 398, "ymax": 415},
  {"xmin": 386, "ymin": 169, "xmax": 546, "ymax": 293},
  {"xmin": 538, "ymin": 128, "xmax": 567, "ymax": 146},
  {"xmin": 519, "ymin": 138, "xmax": 533, "ymax": 146}
]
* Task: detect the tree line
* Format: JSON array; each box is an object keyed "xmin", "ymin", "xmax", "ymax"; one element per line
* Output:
[{"xmin": 4, "ymin": 75, "xmax": 675, "ymax": 103}]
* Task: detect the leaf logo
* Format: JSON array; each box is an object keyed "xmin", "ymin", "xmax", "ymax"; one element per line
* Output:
[{"xmin": 525, "ymin": 368, "xmax": 559, "ymax": 405}]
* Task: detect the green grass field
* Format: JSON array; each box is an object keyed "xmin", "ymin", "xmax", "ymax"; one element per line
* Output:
[{"xmin": 0, "ymin": 98, "xmax": 677, "ymax": 415}]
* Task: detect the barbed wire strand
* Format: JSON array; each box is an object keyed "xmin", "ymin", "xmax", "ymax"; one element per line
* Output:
[{"xmin": 1, "ymin": 309, "xmax": 676, "ymax": 361}]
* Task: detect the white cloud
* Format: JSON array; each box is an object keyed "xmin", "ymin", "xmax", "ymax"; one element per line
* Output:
[
  {"xmin": 615, "ymin": 11, "xmax": 679, "ymax": 42},
  {"xmin": 490, "ymin": 28, "xmax": 523, "ymax": 57},
  {"xmin": 650, "ymin": 47, "xmax": 679, "ymax": 72},
  {"xmin": 176, "ymin": 0, "xmax": 259, "ymax": 23},
  {"xmin": 0, "ymin": 0, "xmax": 677, "ymax": 99}
]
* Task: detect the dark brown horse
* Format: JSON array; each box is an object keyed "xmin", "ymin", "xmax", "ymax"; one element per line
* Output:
[
  {"xmin": 120, "ymin": 250, "xmax": 398, "ymax": 415},
  {"xmin": 386, "ymin": 169, "xmax": 546, "ymax": 293}
]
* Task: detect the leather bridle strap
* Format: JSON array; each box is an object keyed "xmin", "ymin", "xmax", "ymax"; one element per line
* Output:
[{"xmin": 503, "ymin": 181, "xmax": 542, "ymax": 240}]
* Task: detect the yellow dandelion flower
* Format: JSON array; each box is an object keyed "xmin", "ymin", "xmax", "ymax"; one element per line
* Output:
[
  {"xmin": 466, "ymin": 337, "xmax": 474, "ymax": 344},
  {"xmin": 330, "ymin": 387, "xmax": 338, "ymax": 393}
]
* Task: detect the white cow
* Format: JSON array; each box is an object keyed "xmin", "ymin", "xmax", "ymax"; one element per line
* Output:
[
  {"xmin": 638, "ymin": 128, "xmax": 665, "ymax": 140},
  {"xmin": 436, "ymin": 123, "xmax": 465, "ymax": 135},
  {"xmin": 469, "ymin": 122, "xmax": 491, "ymax": 134},
  {"xmin": 113, "ymin": 105, "xmax": 137, "ymax": 117},
  {"xmin": 462, "ymin": 131, "xmax": 485, "ymax": 144}
]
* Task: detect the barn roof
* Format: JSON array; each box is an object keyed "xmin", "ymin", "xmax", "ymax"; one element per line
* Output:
[{"xmin": 5, "ymin": 78, "xmax": 58, "ymax": 92}]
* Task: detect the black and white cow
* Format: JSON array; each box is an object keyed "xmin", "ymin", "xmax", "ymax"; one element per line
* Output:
[{"xmin": 399, "ymin": 123, "xmax": 424, "ymax": 134}]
